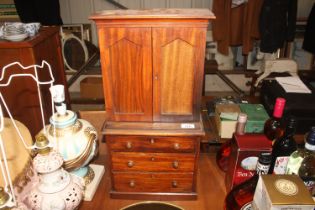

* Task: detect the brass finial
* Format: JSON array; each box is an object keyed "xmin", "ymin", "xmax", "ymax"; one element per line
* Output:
[
  {"xmin": 0, "ymin": 187, "xmax": 9, "ymax": 206},
  {"xmin": 35, "ymin": 134, "xmax": 51, "ymax": 155}
]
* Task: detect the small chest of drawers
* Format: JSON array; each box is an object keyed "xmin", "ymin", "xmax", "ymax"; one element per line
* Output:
[{"xmin": 107, "ymin": 135, "xmax": 200, "ymax": 199}]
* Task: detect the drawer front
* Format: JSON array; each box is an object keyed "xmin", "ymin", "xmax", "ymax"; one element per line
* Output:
[
  {"xmin": 112, "ymin": 172, "xmax": 194, "ymax": 192},
  {"xmin": 111, "ymin": 152, "xmax": 195, "ymax": 172},
  {"xmin": 108, "ymin": 135, "xmax": 196, "ymax": 152}
]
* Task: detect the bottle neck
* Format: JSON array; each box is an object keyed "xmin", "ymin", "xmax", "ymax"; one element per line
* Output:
[
  {"xmin": 273, "ymin": 109, "xmax": 283, "ymax": 119},
  {"xmin": 236, "ymin": 113, "xmax": 247, "ymax": 135},
  {"xmin": 305, "ymin": 142, "xmax": 315, "ymax": 153},
  {"xmin": 283, "ymin": 126, "xmax": 296, "ymax": 138},
  {"xmin": 273, "ymin": 98, "xmax": 285, "ymax": 118},
  {"xmin": 236, "ymin": 121, "xmax": 246, "ymax": 135}
]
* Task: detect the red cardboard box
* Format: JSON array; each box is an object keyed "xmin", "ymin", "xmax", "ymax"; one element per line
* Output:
[{"xmin": 225, "ymin": 134, "xmax": 272, "ymax": 191}]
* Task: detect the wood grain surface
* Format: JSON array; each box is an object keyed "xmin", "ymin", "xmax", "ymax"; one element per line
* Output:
[{"xmin": 78, "ymin": 143, "xmax": 226, "ymax": 210}]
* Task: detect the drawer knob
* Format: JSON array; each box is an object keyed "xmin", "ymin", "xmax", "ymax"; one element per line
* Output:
[
  {"xmin": 172, "ymin": 161, "xmax": 179, "ymax": 169},
  {"xmin": 126, "ymin": 142, "xmax": 132, "ymax": 149},
  {"xmin": 151, "ymin": 157, "xmax": 155, "ymax": 161},
  {"xmin": 129, "ymin": 180, "xmax": 135, "ymax": 188},
  {"xmin": 150, "ymin": 138, "xmax": 155, "ymax": 144},
  {"xmin": 172, "ymin": 181, "xmax": 178, "ymax": 188},
  {"xmin": 127, "ymin": 160, "xmax": 134, "ymax": 168},
  {"xmin": 174, "ymin": 143, "xmax": 180, "ymax": 150}
]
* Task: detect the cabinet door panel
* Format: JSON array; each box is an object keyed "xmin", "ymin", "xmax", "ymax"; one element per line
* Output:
[
  {"xmin": 98, "ymin": 27, "xmax": 152, "ymax": 121},
  {"xmin": 152, "ymin": 27, "xmax": 206, "ymax": 122}
]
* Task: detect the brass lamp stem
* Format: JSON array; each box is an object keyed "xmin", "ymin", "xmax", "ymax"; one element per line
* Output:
[{"xmin": 35, "ymin": 134, "xmax": 51, "ymax": 155}]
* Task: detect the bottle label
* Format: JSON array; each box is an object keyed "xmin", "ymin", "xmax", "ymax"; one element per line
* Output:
[
  {"xmin": 240, "ymin": 202, "xmax": 252, "ymax": 210},
  {"xmin": 301, "ymin": 177, "xmax": 315, "ymax": 196},
  {"xmin": 256, "ymin": 162, "xmax": 270, "ymax": 175},
  {"xmin": 273, "ymin": 156, "xmax": 289, "ymax": 174},
  {"xmin": 285, "ymin": 156, "xmax": 303, "ymax": 175}
]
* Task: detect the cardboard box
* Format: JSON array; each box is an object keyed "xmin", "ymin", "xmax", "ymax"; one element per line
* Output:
[
  {"xmin": 253, "ymin": 175, "xmax": 315, "ymax": 210},
  {"xmin": 215, "ymin": 104, "xmax": 241, "ymax": 138},
  {"xmin": 225, "ymin": 134, "xmax": 272, "ymax": 191},
  {"xmin": 80, "ymin": 77, "xmax": 104, "ymax": 99},
  {"xmin": 239, "ymin": 104, "xmax": 269, "ymax": 133}
]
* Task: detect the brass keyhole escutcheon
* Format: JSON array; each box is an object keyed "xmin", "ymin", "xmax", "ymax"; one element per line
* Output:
[{"xmin": 172, "ymin": 180, "xmax": 178, "ymax": 188}]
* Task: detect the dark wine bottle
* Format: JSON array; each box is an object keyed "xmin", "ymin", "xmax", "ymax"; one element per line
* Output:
[
  {"xmin": 264, "ymin": 97, "xmax": 286, "ymax": 141},
  {"xmin": 268, "ymin": 115, "xmax": 298, "ymax": 174}
]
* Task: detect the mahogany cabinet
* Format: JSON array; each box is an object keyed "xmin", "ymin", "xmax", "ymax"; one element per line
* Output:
[
  {"xmin": 0, "ymin": 26, "xmax": 69, "ymax": 137},
  {"xmin": 91, "ymin": 9, "xmax": 214, "ymax": 123},
  {"xmin": 90, "ymin": 9, "xmax": 214, "ymax": 200}
]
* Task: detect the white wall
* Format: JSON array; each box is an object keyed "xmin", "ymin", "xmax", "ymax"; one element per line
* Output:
[{"xmin": 60, "ymin": 0, "xmax": 213, "ymax": 45}]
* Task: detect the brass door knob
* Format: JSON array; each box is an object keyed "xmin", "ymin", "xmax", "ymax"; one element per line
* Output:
[
  {"xmin": 172, "ymin": 161, "xmax": 179, "ymax": 169},
  {"xmin": 174, "ymin": 143, "xmax": 180, "ymax": 150},
  {"xmin": 126, "ymin": 141, "xmax": 132, "ymax": 149},
  {"xmin": 127, "ymin": 160, "xmax": 134, "ymax": 168}
]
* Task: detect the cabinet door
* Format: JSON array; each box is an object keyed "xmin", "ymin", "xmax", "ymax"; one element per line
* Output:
[
  {"xmin": 152, "ymin": 27, "xmax": 206, "ymax": 122},
  {"xmin": 98, "ymin": 27, "xmax": 153, "ymax": 121}
]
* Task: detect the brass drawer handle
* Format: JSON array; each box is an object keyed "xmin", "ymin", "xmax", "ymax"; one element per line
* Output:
[
  {"xmin": 126, "ymin": 141, "xmax": 132, "ymax": 149},
  {"xmin": 127, "ymin": 160, "xmax": 134, "ymax": 168},
  {"xmin": 150, "ymin": 138, "xmax": 155, "ymax": 144},
  {"xmin": 174, "ymin": 143, "xmax": 180, "ymax": 150},
  {"xmin": 172, "ymin": 161, "xmax": 179, "ymax": 169},
  {"xmin": 129, "ymin": 180, "xmax": 135, "ymax": 188},
  {"xmin": 172, "ymin": 181, "xmax": 178, "ymax": 188}
]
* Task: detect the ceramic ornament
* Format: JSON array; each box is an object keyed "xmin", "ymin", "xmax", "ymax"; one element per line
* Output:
[
  {"xmin": 26, "ymin": 134, "xmax": 84, "ymax": 210},
  {"xmin": 41, "ymin": 85, "xmax": 99, "ymax": 182},
  {"xmin": 37, "ymin": 84, "xmax": 104, "ymax": 201}
]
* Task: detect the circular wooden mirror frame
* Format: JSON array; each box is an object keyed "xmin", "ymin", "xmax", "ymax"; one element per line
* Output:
[{"xmin": 61, "ymin": 33, "xmax": 89, "ymax": 72}]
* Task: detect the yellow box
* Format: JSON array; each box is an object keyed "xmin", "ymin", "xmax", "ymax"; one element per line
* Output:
[
  {"xmin": 215, "ymin": 104, "xmax": 241, "ymax": 138},
  {"xmin": 253, "ymin": 175, "xmax": 315, "ymax": 210}
]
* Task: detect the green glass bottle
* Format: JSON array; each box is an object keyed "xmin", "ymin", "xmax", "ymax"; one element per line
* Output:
[
  {"xmin": 298, "ymin": 127, "xmax": 315, "ymax": 196},
  {"xmin": 286, "ymin": 127, "xmax": 315, "ymax": 175}
]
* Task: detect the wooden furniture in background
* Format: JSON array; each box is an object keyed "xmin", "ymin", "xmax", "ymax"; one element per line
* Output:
[
  {"xmin": 90, "ymin": 9, "xmax": 214, "ymax": 200},
  {"xmin": 0, "ymin": 26, "xmax": 69, "ymax": 137}
]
